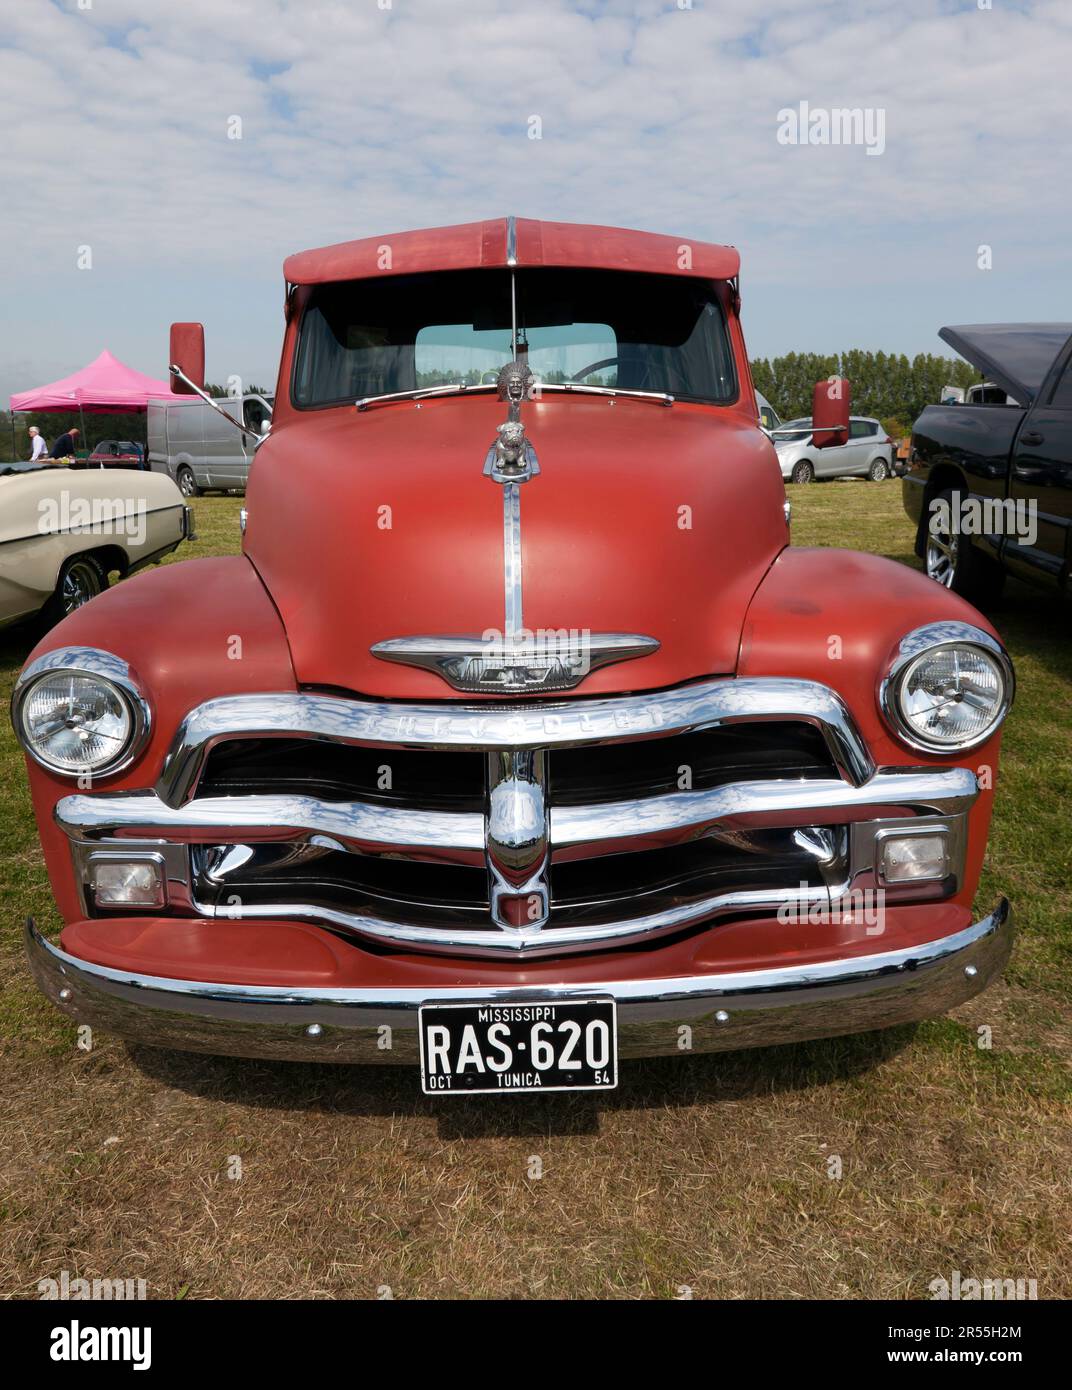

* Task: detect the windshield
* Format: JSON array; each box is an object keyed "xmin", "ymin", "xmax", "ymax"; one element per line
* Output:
[
  {"xmin": 773, "ymin": 419, "xmax": 812, "ymax": 442},
  {"xmin": 292, "ymin": 267, "xmax": 737, "ymax": 407}
]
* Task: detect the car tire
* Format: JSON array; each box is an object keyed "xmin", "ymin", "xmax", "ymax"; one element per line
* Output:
[
  {"xmin": 868, "ymin": 457, "xmax": 889, "ymax": 482},
  {"xmin": 41, "ymin": 552, "xmax": 108, "ymax": 629},
  {"xmin": 924, "ymin": 486, "xmax": 1006, "ymax": 605},
  {"xmin": 791, "ymin": 460, "xmax": 814, "ymax": 485},
  {"xmin": 177, "ymin": 466, "xmax": 200, "ymax": 498}
]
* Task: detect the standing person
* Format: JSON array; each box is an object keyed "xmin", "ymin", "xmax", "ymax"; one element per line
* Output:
[
  {"xmin": 28, "ymin": 426, "xmax": 48, "ymax": 462},
  {"xmin": 49, "ymin": 426, "xmax": 79, "ymax": 461}
]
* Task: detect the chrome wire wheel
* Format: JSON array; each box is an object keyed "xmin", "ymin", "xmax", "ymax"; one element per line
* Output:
[
  {"xmin": 926, "ymin": 528, "xmax": 959, "ymax": 588},
  {"xmin": 60, "ymin": 559, "xmax": 104, "ymax": 614}
]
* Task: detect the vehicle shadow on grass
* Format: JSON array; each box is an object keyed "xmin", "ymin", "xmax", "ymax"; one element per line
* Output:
[
  {"xmin": 127, "ymin": 1025, "xmax": 916, "ymax": 1140},
  {"xmin": 0, "ymin": 625, "xmax": 38, "ymax": 672},
  {"xmin": 985, "ymin": 583, "xmax": 1072, "ymax": 680}
]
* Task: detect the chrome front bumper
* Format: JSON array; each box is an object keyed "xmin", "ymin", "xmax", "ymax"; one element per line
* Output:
[{"xmin": 25, "ymin": 900, "xmax": 1011, "ymax": 1066}]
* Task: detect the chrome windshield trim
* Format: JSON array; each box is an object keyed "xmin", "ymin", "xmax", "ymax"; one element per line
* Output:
[
  {"xmin": 155, "ymin": 677, "xmax": 876, "ymax": 808},
  {"xmin": 505, "ymin": 214, "xmax": 518, "ymax": 267}
]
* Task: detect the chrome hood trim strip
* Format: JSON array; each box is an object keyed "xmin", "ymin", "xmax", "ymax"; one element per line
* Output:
[{"xmin": 156, "ymin": 676, "xmax": 876, "ymax": 807}]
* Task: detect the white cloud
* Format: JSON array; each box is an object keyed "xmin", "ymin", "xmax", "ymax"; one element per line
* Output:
[{"xmin": 2, "ymin": 0, "xmax": 1070, "ymax": 401}]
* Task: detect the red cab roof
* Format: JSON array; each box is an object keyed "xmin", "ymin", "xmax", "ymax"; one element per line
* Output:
[{"xmin": 283, "ymin": 217, "xmax": 740, "ymax": 286}]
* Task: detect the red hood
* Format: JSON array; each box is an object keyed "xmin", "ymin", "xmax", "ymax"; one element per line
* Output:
[{"xmin": 243, "ymin": 394, "xmax": 787, "ymax": 700}]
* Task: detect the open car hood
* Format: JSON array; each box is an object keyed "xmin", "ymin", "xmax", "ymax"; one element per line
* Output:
[{"xmin": 939, "ymin": 323, "xmax": 1072, "ymax": 406}]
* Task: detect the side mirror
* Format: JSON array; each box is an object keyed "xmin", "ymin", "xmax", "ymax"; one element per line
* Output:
[
  {"xmin": 170, "ymin": 322, "xmax": 205, "ymax": 394},
  {"xmin": 811, "ymin": 377, "xmax": 851, "ymax": 449},
  {"xmin": 259, "ymin": 418, "xmax": 271, "ymax": 436}
]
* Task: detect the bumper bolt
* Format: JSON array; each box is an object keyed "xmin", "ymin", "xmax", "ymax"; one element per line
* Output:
[
  {"xmin": 964, "ymin": 964, "xmax": 978, "ymax": 979},
  {"xmin": 715, "ymin": 1009, "xmax": 730, "ymax": 1024},
  {"xmin": 58, "ymin": 988, "xmax": 73, "ymax": 1003},
  {"xmin": 305, "ymin": 1023, "xmax": 324, "ymax": 1038}
]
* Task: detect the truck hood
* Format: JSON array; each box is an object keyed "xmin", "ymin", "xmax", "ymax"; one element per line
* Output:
[
  {"xmin": 243, "ymin": 394, "xmax": 787, "ymax": 700},
  {"xmin": 939, "ymin": 323, "xmax": 1072, "ymax": 406}
]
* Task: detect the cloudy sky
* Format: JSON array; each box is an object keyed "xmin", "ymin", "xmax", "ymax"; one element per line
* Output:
[{"xmin": 3, "ymin": 0, "xmax": 1070, "ymax": 404}]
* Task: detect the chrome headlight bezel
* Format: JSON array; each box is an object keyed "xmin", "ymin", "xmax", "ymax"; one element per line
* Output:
[
  {"xmin": 879, "ymin": 622, "xmax": 1015, "ymax": 755},
  {"xmin": 11, "ymin": 647, "xmax": 151, "ymax": 778}
]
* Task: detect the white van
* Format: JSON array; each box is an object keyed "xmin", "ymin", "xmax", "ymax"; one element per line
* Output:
[
  {"xmin": 755, "ymin": 390, "xmax": 782, "ymax": 435},
  {"xmin": 147, "ymin": 392, "xmax": 273, "ymax": 496}
]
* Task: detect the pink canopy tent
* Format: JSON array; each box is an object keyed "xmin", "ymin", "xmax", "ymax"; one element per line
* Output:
[{"xmin": 10, "ymin": 349, "xmax": 182, "ymax": 413}]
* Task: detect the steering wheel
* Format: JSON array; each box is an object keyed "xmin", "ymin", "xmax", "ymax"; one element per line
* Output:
[{"xmin": 569, "ymin": 356, "xmax": 619, "ymax": 382}]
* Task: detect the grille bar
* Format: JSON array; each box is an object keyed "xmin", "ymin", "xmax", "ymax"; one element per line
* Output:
[
  {"xmin": 56, "ymin": 768, "xmax": 975, "ymax": 868},
  {"xmin": 156, "ymin": 677, "xmax": 875, "ymax": 807}
]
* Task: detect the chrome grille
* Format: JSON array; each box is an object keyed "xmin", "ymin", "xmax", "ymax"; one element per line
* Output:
[{"xmin": 57, "ymin": 679, "xmax": 979, "ymax": 958}]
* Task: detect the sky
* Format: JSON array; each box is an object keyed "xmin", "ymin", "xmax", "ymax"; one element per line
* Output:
[{"xmin": 2, "ymin": 0, "xmax": 1071, "ymax": 405}]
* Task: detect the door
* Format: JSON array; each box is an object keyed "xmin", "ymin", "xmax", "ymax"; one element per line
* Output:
[
  {"xmin": 166, "ymin": 400, "xmax": 204, "ymax": 482},
  {"xmin": 819, "ymin": 417, "xmax": 863, "ymax": 477},
  {"xmin": 200, "ymin": 398, "xmax": 246, "ymax": 488},
  {"xmin": 238, "ymin": 396, "xmax": 272, "ymax": 486},
  {"xmin": 1005, "ymin": 350, "xmax": 1072, "ymax": 588}
]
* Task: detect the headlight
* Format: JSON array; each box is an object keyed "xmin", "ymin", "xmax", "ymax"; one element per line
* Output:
[
  {"xmin": 11, "ymin": 648, "xmax": 150, "ymax": 776},
  {"xmin": 880, "ymin": 623, "xmax": 1014, "ymax": 753}
]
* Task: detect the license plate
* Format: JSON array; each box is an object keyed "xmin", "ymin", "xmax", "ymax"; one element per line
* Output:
[{"xmin": 418, "ymin": 997, "xmax": 618, "ymax": 1096}]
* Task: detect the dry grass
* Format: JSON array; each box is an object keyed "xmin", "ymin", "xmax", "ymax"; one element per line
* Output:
[{"xmin": 1, "ymin": 481, "xmax": 1069, "ymax": 1301}]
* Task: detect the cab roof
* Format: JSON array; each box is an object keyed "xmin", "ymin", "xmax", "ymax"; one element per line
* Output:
[{"xmin": 284, "ymin": 217, "xmax": 740, "ymax": 287}]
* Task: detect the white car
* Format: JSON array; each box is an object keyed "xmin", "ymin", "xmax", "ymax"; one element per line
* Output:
[
  {"xmin": 773, "ymin": 415, "xmax": 895, "ymax": 484},
  {"xmin": 0, "ymin": 464, "xmax": 191, "ymax": 630}
]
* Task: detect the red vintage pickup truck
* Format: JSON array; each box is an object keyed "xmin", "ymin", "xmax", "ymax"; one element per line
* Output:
[{"xmin": 15, "ymin": 219, "xmax": 1014, "ymax": 1096}]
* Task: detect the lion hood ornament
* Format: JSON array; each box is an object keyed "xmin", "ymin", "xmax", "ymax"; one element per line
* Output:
[{"xmin": 483, "ymin": 359, "xmax": 540, "ymax": 483}]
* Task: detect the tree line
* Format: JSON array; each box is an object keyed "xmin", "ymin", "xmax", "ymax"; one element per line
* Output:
[
  {"xmin": 750, "ymin": 351, "xmax": 979, "ymax": 437},
  {"xmin": 2, "ymin": 356, "xmax": 982, "ymax": 461}
]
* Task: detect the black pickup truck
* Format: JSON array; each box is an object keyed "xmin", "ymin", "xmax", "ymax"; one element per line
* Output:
[{"xmin": 903, "ymin": 322, "xmax": 1072, "ymax": 603}]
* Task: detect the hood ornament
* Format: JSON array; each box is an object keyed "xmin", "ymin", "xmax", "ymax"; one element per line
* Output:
[{"xmin": 484, "ymin": 359, "xmax": 539, "ymax": 483}]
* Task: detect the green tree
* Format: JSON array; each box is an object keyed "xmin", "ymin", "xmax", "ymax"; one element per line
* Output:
[{"xmin": 750, "ymin": 351, "xmax": 985, "ymax": 426}]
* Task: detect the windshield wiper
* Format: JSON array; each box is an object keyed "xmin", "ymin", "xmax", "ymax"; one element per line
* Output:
[
  {"xmin": 355, "ymin": 380, "xmax": 675, "ymax": 411},
  {"xmin": 533, "ymin": 382, "xmax": 674, "ymax": 407},
  {"xmin": 355, "ymin": 382, "xmax": 498, "ymax": 411}
]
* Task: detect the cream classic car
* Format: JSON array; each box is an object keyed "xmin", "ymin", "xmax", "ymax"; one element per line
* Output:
[{"xmin": 0, "ymin": 463, "xmax": 191, "ymax": 630}]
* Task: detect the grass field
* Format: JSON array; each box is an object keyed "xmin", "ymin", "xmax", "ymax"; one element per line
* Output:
[{"xmin": 1, "ymin": 481, "xmax": 1069, "ymax": 1300}]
